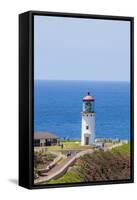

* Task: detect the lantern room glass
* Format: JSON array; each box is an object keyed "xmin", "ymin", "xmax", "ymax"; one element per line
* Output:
[{"xmin": 83, "ymin": 101, "xmax": 94, "ymax": 112}]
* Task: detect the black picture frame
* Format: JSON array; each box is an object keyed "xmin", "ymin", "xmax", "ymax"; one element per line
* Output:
[{"xmin": 19, "ymin": 10, "xmax": 134, "ymax": 189}]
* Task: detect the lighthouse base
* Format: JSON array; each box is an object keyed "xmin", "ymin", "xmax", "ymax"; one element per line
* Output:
[
  {"xmin": 81, "ymin": 133, "xmax": 95, "ymax": 146},
  {"xmin": 85, "ymin": 135, "xmax": 89, "ymax": 145}
]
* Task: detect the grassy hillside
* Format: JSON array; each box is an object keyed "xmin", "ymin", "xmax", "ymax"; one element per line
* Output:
[
  {"xmin": 112, "ymin": 143, "xmax": 130, "ymax": 154},
  {"xmin": 47, "ymin": 144, "xmax": 130, "ymax": 184}
]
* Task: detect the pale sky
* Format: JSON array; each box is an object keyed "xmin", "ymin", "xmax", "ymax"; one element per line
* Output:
[{"xmin": 34, "ymin": 15, "xmax": 130, "ymax": 81}]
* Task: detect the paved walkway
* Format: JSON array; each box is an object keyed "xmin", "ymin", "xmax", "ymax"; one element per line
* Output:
[{"xmin": 34, "ymin": 149, "xmax": 94, "ymax": 184}]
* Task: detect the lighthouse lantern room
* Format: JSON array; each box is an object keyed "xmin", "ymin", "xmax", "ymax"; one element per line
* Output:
[{"xmin": 81, "ymin": 92, "xmax": 95, "ymax": 145}]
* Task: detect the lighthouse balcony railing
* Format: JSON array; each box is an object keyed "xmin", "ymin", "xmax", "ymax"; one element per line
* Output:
[{"xmin": 82, "ymin": 111, "xmax": 95, "ymax": 115}]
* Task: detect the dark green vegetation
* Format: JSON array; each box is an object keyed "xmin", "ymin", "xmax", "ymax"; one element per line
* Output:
[{"xmin": 48, "ymin": 144, "xmax": 130, "ymax": 184}]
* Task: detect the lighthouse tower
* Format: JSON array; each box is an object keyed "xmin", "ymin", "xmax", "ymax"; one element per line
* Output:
[{"xmin": 81, "ymin": 92, "xmax": 95, "ymax": 145}]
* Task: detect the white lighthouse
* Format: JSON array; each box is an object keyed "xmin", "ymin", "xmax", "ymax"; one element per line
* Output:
[{"xmin": 81, "ymin": 92, "xmax": 95, "ymax": 145}]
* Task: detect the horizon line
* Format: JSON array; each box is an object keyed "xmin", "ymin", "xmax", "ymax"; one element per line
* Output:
[{"xmin": 34, "ymin": 79, "xmax": 130, "ymax": 82}]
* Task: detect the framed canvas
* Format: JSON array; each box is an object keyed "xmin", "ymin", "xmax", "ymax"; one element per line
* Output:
[{"xmin": 19, "ymin": 11, "xmax": 134, "ymax": 189}]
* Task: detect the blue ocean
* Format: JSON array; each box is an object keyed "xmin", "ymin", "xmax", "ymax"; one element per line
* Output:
[{"xmin": 34, "ymin": 80, "xmax": 130, "ymax": 140}]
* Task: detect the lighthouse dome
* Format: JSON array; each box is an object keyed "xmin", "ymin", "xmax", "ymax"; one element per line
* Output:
[{"xmin": 83, "ymin": 92, "xmax": 95, "ymax": 101}]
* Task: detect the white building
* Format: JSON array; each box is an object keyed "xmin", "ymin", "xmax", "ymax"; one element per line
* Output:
[{"xmin": 81, "ymin": 92, "xmax": 95, "ymax": 145}]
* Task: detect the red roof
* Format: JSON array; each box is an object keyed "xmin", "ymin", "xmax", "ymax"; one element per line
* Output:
[{"xmin": 83, "ymin": 94, "xmax": 95, "ymax": 101}]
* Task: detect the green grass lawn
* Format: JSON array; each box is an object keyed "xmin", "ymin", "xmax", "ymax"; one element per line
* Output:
[
  {"xmin": 112, "ymin": 143, "xmax": 130, "ymax": 154},
  {"xmin": 35, "ymin": 141, "xmax": 93, "ymax": 150},
  {"xmin": 46, "ymin": 170, "xmax": 83, "ymax": 184},
  {"xmin": 48, "ymin": 141, "xmax": 81, "ymax": 150}
]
